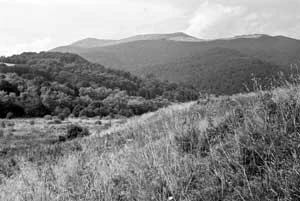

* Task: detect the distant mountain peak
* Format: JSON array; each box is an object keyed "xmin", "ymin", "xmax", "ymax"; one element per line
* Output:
[{"xmin": 52, "ymin": 32, "xmax": 202, "ymax": 51}]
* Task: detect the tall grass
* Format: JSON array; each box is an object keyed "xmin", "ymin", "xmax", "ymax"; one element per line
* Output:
[{"xmin": 1, "ymin": 84, "xmax": 300, "ymax": 200}]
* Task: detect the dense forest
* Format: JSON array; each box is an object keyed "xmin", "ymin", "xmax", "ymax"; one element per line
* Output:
[
  {"xmin": 0, "ymin": 52, "xmax": 199, "ymax": 118},
  {"xmin": 52, "ymin": 34, "xmax": 300, "ymax": 95},
  {"xmin": 138, "ymin": 48, "xmax": 291, "ymax": 95}
]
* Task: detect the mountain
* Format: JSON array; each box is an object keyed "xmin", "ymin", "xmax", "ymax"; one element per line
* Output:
[
  {"xmin": 137, "ymin": 48, "xmax": 286, "ymax": 95},
  {"xmin": 51, "ymin": 33, "xmax": 300, "ymax": 94},
  {"xmin": 52, "ymin": 32, "xmax": 201, "ymax": 51}
]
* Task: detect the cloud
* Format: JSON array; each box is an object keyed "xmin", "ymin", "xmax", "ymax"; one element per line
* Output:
[
  {"xmin": 186, "ymin": 0, "xmax": 300, "ymax": 39},
  {"xmin": 0, "ymin": 0, "xmax": 186, "ymax": 55},
  {"xmin": 0, "ymin": 0, "xmax": 300, "ymax": 55},
  {"xmin": 186, "ymin": 2, "xmax": 246, "ymax": 38}
]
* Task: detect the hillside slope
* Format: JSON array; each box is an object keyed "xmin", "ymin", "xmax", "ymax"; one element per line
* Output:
[
  {"xmin": 137, "ymin": 48, "xmax": 286, "ymax": 95},
  {"xmin": 71, "ymin": 38, "xmax": 116, "ymax": 48},
  {"xmin": 1, "ymin": 84, "xmax": 300, "ymax": 200}
]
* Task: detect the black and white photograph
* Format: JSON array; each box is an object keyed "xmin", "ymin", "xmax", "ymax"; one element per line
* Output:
[{"xmin": 1, "ymin": 0, "xmax": 300, "ymax": 200}]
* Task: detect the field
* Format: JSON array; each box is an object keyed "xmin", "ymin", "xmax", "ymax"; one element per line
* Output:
[
  {"xmin": 0, "ymin": 117, "xmax": 125, "ymax": 153},
  {"xmin": 0, "ymin": 117, "xmax": 126, "ymax": 179},
  {"xmin": 0, "ymin": 85, "xmax": 300, "ymax": 200}
]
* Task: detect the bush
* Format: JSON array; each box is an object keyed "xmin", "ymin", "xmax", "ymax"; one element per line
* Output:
[
  {"xmin": 65, "ymin": 124, "xmax": 90, "ymax": 140},
  {"xmin": 29, "ymin": 120, "xmax": 35, "ymax": 125},
  {"xmin": 0, "ymin": 129, "xmax": 4, "ymax": 138},
  {"xmin": 1, "ymin": 121, "xmax": 5, "ymax": 128},
  {"xmin": 6, "ymin": 112, "xmax": 13, "ymax": 119},
  {"xmin": 57, "ymin": 113, "xmax": 66, "ymax": 121},
  {"xmin": 95, "ymin": 120, "xmax": 102, "ymax": 125},
  {"xmin": 44, "ymin": 115, "xmax": 52, "ymax": 120},
  {"xmin": 103, "ymin": 121, "xmax": 112, "ymax": 129},
  {"xmin": 0, "ymin": 158, "xmax": 19, "ymax": 178},
  {"xmin": 6, "ymin": 122, "xmax": 15, "ymax": 127},
  {"xmin": 48, "ymin": 119, "xmax": 62, "ymax": 124},
  {"xmin": 58, "ymin": 135, "xmax": 66, "ymax": 142}
]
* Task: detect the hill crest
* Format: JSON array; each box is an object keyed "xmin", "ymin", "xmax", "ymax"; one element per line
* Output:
[{"xmin": 52, "ymin": 32, "xmax": 202, "ymax": 51}]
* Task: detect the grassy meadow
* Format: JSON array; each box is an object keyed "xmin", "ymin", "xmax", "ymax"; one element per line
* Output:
[{"xmin": 1, "ymin": 84, "xmax": 300, "ymax": 200}]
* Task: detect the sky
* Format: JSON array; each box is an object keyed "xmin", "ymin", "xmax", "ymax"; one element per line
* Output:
[{"xmin": 0, "ymin": 0, "xmax": 300, "ymax": 56}]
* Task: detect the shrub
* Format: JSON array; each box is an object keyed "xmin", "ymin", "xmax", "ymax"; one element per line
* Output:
[
  {"xmin": 103, "ymin": 121, "xmax": 112, "ymax": 129},
  {"xmin": 0, "ymin": 129, "xmax": 4, "ymax": 138},
  {"xmin": 79, "ymin": 109, "xmax": 94, "ymax": 118},
  {"xmin": 58, "ymin": 135, "xmax": 66, "ymax": 142},
  {"xmin": 65, "ymin": 124, "xmax": 90, "ymax": 140},
  {"xmin": 44, "ymin": 115, "xmax": 52, "ymax": 120},
  {"xmin": 29, "ymin": 120, "xmax": 35, "ymax": 125},
  {"xmin": 72, "ymin": 105, "xmax": 85, "ymax": 117},
  {"xmin": 6, "ymin": 112, "xmax": 13, "ymax": 119},
  {"xmin": 0, "ymin": 158, "xmax": 19, "ymax": 178},
  {"xmin": 57, "ymin": 113, "xmax": 66, "ymax": 121},
  {"xmin": 1, "ymin": 121, "xmax": 5, "ymax": 128},
  {"xmin": 48, "ymin": 119, "xmax": 62, "ymax": 124},
  {"xmin": 79, "ymin": 115, "xmax": 88, "ymax": 120},
  {"xmin": 6, "ymin": 122, "xmax": 15, "ymax": 127},
  {"xmin": 95, "ymin": 120, "xmax": 102, "ymax": 125},
  {"xmin": 69, "ymin": 113, "xmax": 75, "ymax": 118},
  {"xmin": 61, "ymin": 108, "xmax": 71, "ymax": 118}
]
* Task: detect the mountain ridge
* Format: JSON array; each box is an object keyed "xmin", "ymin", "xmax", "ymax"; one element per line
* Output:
[
  {"xmin": 53, "ymin": 32, "xmax": 202, "ymax": 51},
  {"xmin": 52, "ymin": 32, "xmax": 300, "ymax": 51},
  {"xmin": 50, "ymin": 32, "xmax": 300, "ymax": 95}
]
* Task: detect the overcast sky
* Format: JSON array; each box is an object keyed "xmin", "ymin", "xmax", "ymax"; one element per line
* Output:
[{"xmin": 1, "ymin": 0, "xmax": 300, "ymax": 56}]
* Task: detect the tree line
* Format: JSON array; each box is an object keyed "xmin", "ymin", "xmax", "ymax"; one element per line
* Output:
[{"xmin": 0, "ymin": 52, "xmax": 199, "ymax": 118}]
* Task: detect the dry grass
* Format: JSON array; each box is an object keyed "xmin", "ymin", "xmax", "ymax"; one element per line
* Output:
[{"xmin": 1, "ymin": 86, "xmax": 300, "ymax": 200}]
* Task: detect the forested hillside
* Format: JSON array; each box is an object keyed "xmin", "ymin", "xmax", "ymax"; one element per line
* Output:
[
  {"xmin": 137, "ymin": 48, "xmax": 289, "ymax": 95},
  {"xmin": 0, "ymin": 52, "xmax": 198, "ymax": 118},
  {"xmin": 52, "ymin": 34, "xmax": 300, "ymax": 95}
]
